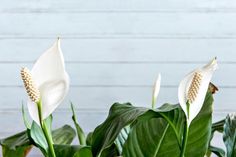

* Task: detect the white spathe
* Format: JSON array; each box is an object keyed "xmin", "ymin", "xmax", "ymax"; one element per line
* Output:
[
  {"xmin": 152, "ymin": 73, "xmax": 161, "ymax": 105},
  {"xmin": 178, "ymin": 58, "xmax": 217, "ymax": 125},
  {"xmin": 27, "ymin": 39, "xmax": 70, "ymax": 125}
]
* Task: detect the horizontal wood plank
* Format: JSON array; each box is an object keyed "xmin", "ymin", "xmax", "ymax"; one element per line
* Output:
[
  {"xmin": 0, "ymin": 39, "xmax": 235, "ymax": 62},
  {"xmin": 1, "ymin": 0, "xmax": 236, "ymax": 12},
  {"xmin": 0, "ymin": 110, "xmax": 108, "ymax": 135},
  {"xmin": 0, "ymin": 63, "xmax": 232, "ymax": 86},
  {"xmin": 1, "ymin": 13, "xmax": 236, "ymax": 38},
  {"xmin": 0, "ymin": 86, "xmax": 233, "ymax": 111}
]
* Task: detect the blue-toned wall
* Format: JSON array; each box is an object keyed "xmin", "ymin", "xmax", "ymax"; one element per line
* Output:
[{"xmin": 1, "ymin": 0, "xmax": 235, "ymax": 156}]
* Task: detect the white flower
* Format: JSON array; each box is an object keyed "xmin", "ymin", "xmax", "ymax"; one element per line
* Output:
[
  {"xmin": 152, "ymin": 73, "xmax": 161, "ymax": 108},
  {"xmin": 178, "ymin": 58, "xmax": 217, "ymax": 125},
  {"xmin": 22, "ymin": 39, "xmax": 69, "ymax": 125}
]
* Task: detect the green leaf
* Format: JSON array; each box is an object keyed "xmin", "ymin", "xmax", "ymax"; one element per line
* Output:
[
  {"xmin": 207, "ymin": 146, "xmax": 225, "ymax": 157},
  {"xmin": 30, "ymin": 117, "xmax": 75, "ymax": 155},
  {"xmin": 212, "ymin": 119, "xmax": 225, "ymax": 134},
  {"xmin": 210, "ymin": 119, "xmax": 225, "ymax": 144},
  {"xmin": 122, "ymin": 104, "xmax": 184, "ymax": 157},
  {"xmin": 100, "ymin": 144, "xmax": 119, "ymax": 157},
  {"xmin": 21, "ymin": 104, "xmax": 31, "ymax": 129},
  {"xmin": 185, "ymin": 91, "xmax": 213, "ymax": 157},
  {"xmin": 86, "ymin": 132, "xmax": 117, "ymax": 157},
  {"xmin": 54, "ymin": 145, "xmax": 92, "ymax": 157},
  {"xmin": 86, "ymin": 132, "xmax": 93, "ymax": 146},
  {"xmin": 73, "ymin": 146, "xmax": 93, "ymax": 157},
  {"xmin": 91, "ymin": 102, "xmax": 147, "ymax": 156},
  {"xmin": 30, "ymin": 121, "xmax": 48, "ymax": 155},
  {"xmin": 1, "ymin": 146, "xmax": 32, "ymax": 157},
  {"xmin": 223, "ymin": 114, "xmax": 236, "ymax": 157},
  {"xmin": 30, "ymin": 116, "xmax": 53, "ymax": 154},
  {"xmin": 71, "ymin": 103, "xmax": 86, "ymax": 145},
  {"xmin": 123, "ymin": 91, "xmax": 214, "ymax": 157},
  {"xmin": 86, "ymin": 132, "xmax": 119, "ymax": 157},
  {"xmin": 54, "ymin": 144, "xmax": 81, "ymax": 157},
  {"xmin": 0, "ymin": 131, "xmax": 32, "ymax": 157},
  {"xmin": 0, "ymin": 131, "xmax": 31, "ymax": 150},
  {"xmin": 0, "ymin": 124, "xmax": 76, "ymax": 157},
  {"xmin": 114, "ymin": 126, "xmax": 130, "ymax": 155},
  {"xmin": 52, "ymin": 125, "xmax": 76, "ymax": 145},
  {"xmin": 207, "ymin": 119, "xmax": 225, "ymax": 157}
]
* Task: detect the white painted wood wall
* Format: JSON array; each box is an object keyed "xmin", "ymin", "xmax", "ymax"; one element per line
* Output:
[{"xmin": 1, "ymin": 0, "xmax": 235, "ymax": 156}]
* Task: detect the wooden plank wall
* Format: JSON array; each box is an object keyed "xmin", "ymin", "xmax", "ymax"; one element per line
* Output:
[{"xmin": 1, "ymin": 0, "xmax": 235, "ymax": 156}]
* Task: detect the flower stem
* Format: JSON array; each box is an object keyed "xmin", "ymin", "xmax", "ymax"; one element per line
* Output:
[
  {"xmin": 180, "ymin": 120, "xmax": 189, "ymax": 157},
  {"xmin": 152, "ymin": 96, "xmax": 156, "ymax": 109},
  {"xmin": 37, "ymin": 101, "xmax": 56, "ymax": 157},
  {"xmin": 186, "ymin": 101, "xmax": 190, "ymax": 119}
]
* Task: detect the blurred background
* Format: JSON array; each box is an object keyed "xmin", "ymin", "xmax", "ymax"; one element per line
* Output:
[{"xmin": 1, "ymin": 0, "xmax": 236, "ymax": 156}]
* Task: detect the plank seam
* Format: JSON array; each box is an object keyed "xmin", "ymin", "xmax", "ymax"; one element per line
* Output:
[
  {"xmin": 2, "ymin": 34, "xmax": 236, "ymax": 39},
  {"xmin": 0, "ymin": 61, "xmax": 236, "ymax": 64},
  {"xmin": 0, "ymin": 85, "xmax": 234, "ymax": 88},
  {"xmin": 1, "ymin": 8, "xmax": 236, "ymax": 13},
  {"xmin": 0, "ymin": 108, "xmax": 231, "ymax": 113}
]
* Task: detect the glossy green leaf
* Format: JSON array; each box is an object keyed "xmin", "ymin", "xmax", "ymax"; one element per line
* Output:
[
  {"xmin": 123, "ymin": 91, "xmax": 213, "ymax": 157},
  {"xmin": 1, "ymin": 146, "xmax": 32, "ymax": 157},
  {"xmin": 223, "ymin": 114, "xmax": 236, "ymax": 157},
  {"xmin": 99, "ymin": 143, "xmax": 119, "ymax": 157},
  {"xmin": 123, "ymin": 104, "xmax": 184, "ymax": 157},
  {"xmin": 87, "ymin": 133, "xmax": 119, "ymax": 157},
  {"xmin": 185, "ymin": 91, "xmax": 213, "ymax": 157},
  {"xmin": 212, "ymin": 119, "xmax": 225, "ymax": 134},
  {"xmin": 73, "ymin": 146, "xmax": 93, "ymax": 157},
  {"xmin": 30, "ymin": 120, "xmax": 75, "ymax": 156},
  {"xmin": 207, "ymin": 119, "xmax": 225, "ymax": 157},
  {"xmin": 0, "ymin": 131, "xmax": 31, "ymax": 150},
  {"xmin": 30, "ymin": 116, "xmax": 53, "ymax": 154},
  {"xmin": 1, "ymin": 123, "xmax": 75, "ymax": 157},
  {"xmin": 21, "ymin": 104, "xmax": 31, "ymax": 129},
  {"xmin": 114, "ymin": 126, "xmax": 130, "ymax": 155},
  {"xmin": 206, "ymin": 146, "xmax": 225, "ymax": 157},
  {"xmin": 0, "ymin": 131, "xmax": 32, "ymax": 157},
  {"xmin": 52, "ymin": 125, "xmax": 76, "ymax": 145},
  {"xmin": 210, "ymin": 119, "xmax": 225, "ymax": 144},
  {"xmin": 91, "ymin": 102, "xmax": 147, "ymax": 157},
  {"xmin": 53, "ymin": 145, "xmax": 93, "ymax": 157},
  {"xmin": 54, "ymin": 144, "xmax": 81, "ymax": 157},
  {"xmin": 71, "ymin": 103, "xmax": 86, "ymax": 145},
  {"xmin": 86, "ymin": 132, "xmax": 93, "ymax": 146}
]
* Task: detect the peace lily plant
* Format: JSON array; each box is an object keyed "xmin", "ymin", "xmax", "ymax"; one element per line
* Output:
[
  {"xmin": 0, "ymin": 41, "xmax": 235, "ymax": 157},
  {"xmin": 20, "ymin": 38, "xmax": 69, "ymax": 157},
  {"xmin": 178, "ymin": 58, "xmax": 218, "ymax": 157}
]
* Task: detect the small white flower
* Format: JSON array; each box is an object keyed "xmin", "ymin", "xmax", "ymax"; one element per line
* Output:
[
  {"xmin": 21, "ymin": 39, "xmax": 69, "ymax": 125},
  {"xmin": 178, "ymin": 58, "xmax": 217, "ymax": 125},
  {"xmin": 152, "ymin": 73, "xmax": 161, "ymax": 108}
]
